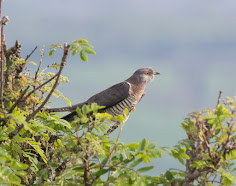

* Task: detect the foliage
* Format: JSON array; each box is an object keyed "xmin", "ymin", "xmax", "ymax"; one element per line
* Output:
[
  {"xmin": 0, "ymin": 39, "xmax": 165, "ymax": 185},
  {"xmin": 1, "ymin": 43, "xmax": 236, "ymax": 186}
]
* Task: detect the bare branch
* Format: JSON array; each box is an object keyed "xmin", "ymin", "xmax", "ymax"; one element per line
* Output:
[
  {"xmin": 216, "ymin": 90, "xmax": 222, "ymax": 107},
  {"xmin": 25, "ymin": 46, "xmax": 37, "ymax": 61}
]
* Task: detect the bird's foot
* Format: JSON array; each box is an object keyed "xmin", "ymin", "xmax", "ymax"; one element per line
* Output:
[{"xmin": 132, "ymin": 107, "xmax": 136, "ymax": 111}]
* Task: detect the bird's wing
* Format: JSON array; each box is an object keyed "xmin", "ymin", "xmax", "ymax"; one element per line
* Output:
[
  {"xmin": 86, "ymin": 81, "xmax": 130, "ymax": 108},
  {"xmin": 62, "ymin": 82, "xmax": 130, "ymax": 122}
]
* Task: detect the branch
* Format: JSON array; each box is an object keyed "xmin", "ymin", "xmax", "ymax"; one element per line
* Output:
[
  {"xmin": 0, "ymin": 5, "xmax": 7, "ymax": 111},
  {"xmin": 216, "ymin": 90, "xmax": 222, "ymax": 107},
  {"xmin": 34, "ymin": 49, "xmax": 43, "ymax": 80},
  {"xmin": 25, "ymin": 46, "xmax": 37, "ymax": 61},
  {"xmin": 8, "ymin": 44, "xmax": 69, "ymax": 139}
]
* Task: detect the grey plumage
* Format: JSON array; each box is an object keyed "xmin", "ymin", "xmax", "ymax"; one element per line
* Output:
[{"xmin": 46, "ymin": 67, "xmax": 160, "ymax": 134}]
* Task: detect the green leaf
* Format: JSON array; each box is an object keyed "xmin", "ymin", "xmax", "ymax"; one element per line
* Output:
[
  {"xmin": 138, "ymin": 138, "xmax": 147, "ymax": 152},
  {"xmin": 130, "ymin": 158, "xmax": 143, "ymax": 168},
  {"xmin": 127, "ymin": 143, "xmax": 139, "ymax": 149},
  {"xmin": 42, "ymin": 133, "xmax": 50, "ymax": 141},
  {"xmin": 101, "ymin": 157, "xmax": 109, "ymax": 166},
  {"xmin": 156, "ymin": 149, "xmax": 163, "ymax": 158},
  {"xmin": 70, "ymin": 42, "xmax": 79, "ymax": 48},
  {"xmin": 180, "ymin": 153, "xmax": 190, "ymax": 160},
  {"xmin": 8, "ymin": 172, "xmax": 21, "ymax": 184},
  {"xmin": 80, "ymin": 50, "xmax": 88, "ymax": 62},
  {"xmin": 81, "ymin": 43, "xmax": 94, "ymax": 48},
  {"xmin": 7, "ymin": 60, "xmax": 14, "ymax": 67},
  {"xmin": 148, "ymin": 142, "xmax": 156, "ymax": 149},
  {"xmin": 3, "ymin": 168, "xmax": 11, "ymax": 176},
  {"xmin": 137, "ymin": 166, "xmax": 154, "ymax": 173},
  {"xmin": 83, "ymin": 46, "xmax": 96, "ymax": 54},
  {"xmin": 95, "ymin": 126, "xmax": 101, "ymax": 133},
  {"xmin": 57, "ymin": 119, "xmax": 72, "ymax": 129},
  {"xmin": 27, "ymin": 61, "xmax": 37, "ymax": 65},
  {"xmin": 78, "ymin": 39, "xmax": 88, "ymax": 43},
  {"xmin": 124, "ymin": 108, "xmax": 129, "ymax": 117},
  {"xmin": 64, "ymin": 97, "xmax": 72, "ymax": 107},
  {"xmin": 48, "ymin": 49, "xmax": 56, "ymax": 56},
  {"xmin": 165, "ymin": 171, "xmax": 174, "ymax": 180},
  {"xmin": 111, "ymin": 115, "xmax": 124, "ymax": 122},
  {"xmin": 14, "ymin": 171, "xmax": 27, "ymax": 176},
  {"xmin": 72, "ymin": 46, "xmax": 81, "ymax": 56},
  {"xmin": 93, "ymin": 169, "xmax": 109, "ymax": 176}
]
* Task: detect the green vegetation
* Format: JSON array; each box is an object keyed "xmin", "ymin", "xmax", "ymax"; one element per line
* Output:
[{"xmin": 0, "ymin": 2, "xmax": 236, "ymax": 186}]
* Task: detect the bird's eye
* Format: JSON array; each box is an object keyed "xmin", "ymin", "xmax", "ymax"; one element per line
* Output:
[{"xmin": 145, "ymin": 72, "xmax": 150, "ymax": 75}]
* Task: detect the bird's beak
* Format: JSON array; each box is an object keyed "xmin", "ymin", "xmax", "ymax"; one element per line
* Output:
[{"xmin": 154, "ymin": 72, "xmax": 160, "ymax": 75}]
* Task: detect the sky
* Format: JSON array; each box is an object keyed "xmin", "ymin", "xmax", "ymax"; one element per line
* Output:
[{"xmin": 3, "ymin": 0, "xmax": 236, "ymax": 175}]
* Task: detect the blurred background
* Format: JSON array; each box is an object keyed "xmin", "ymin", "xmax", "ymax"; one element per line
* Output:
[{"xmin": 4, "ymin": 0, "xmax": 236, "ymax": 175}]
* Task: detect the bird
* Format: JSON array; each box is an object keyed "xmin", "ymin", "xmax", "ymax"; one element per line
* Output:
[{"xmin": 46, "ymin": 67, "xmax": 160, "ymax": 135}]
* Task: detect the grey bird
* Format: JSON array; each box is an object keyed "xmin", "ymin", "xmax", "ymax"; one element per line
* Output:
[{"xmin": 46, "ymin": 67, "xmax": 160, "ymax": 135}]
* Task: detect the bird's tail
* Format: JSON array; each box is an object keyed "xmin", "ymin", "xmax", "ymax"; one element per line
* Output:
[
  {"xmin": 61, "ymin": 111, "xmax": 78, "ymax": 122},
  {"xmin": 44, "ymin": 102, "xmax": 86, "ymax": 113}
]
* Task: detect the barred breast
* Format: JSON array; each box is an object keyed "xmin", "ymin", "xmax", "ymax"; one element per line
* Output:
[{"xmin": 104, "ymin": 96, "xmax": 137, "ymax": 117}]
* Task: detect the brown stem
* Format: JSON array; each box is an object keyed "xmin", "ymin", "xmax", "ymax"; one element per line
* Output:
[
  {"xmin": 34, "ymin": 49, "xmax": 43, "ymax": 80},
  {"xmin": 216, "ymin": 90, "xmax": 222, "ymax": 107},
  {"xmin": 0, "ymin": 0, "xmax": 4, "ymax": 111},
  {"xmin": 25, "ymin": 46, "xmax": 37, "ymax": 61},
  {"xmin": 83, "ymin": 158, "xmax": 91, "ymax": 186}
]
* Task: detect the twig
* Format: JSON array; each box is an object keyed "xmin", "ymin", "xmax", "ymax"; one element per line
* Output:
[
  {"xmin": 219, "ymin": 117, "xmax": 234, "ymax": 159},
  {"xmin": 90, "ymin": 124, "xmax": 123, "ymax": 185},
  {"xmin": 34, "ymin": 49, "xmax": 43, "ymax": 80},
  {"xmin": 25, "ymin": 46, "xmax": 37, "ymax": 61},
  {"xmin": 105, "ymin": 123, "xmax": 123, "ymax": 185},
  {"xmin": 216, "ymin": 90, "xmax": 222, "ymax": 107},
  {"xmin": 202, "ymin": 133, "xmax": 213, "ymax": 160},
  {"xmin": 207, "ymin": 180, "xmax": 223, "ymax": 184},
  {"xmin": 8, "ymin": 44, "xmax": 69, "ymax": 139}
]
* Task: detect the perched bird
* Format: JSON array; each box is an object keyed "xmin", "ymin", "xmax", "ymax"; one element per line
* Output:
[{"xmin": 46, "ymin": 67, "xmax": 160, "ymax": 135}]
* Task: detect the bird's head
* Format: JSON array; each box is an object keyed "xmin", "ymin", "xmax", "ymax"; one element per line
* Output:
[{"xmin": 127, "ymin": 67, "xmax": 160, "ymax": 85}]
